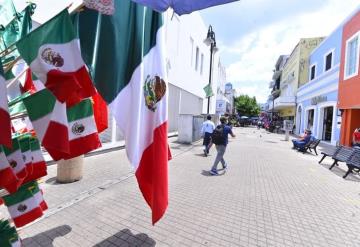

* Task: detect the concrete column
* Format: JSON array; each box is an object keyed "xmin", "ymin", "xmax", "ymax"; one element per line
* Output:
[{"xmin": 56, "ymin": 155, "xmax": 84, "ymax": 183}]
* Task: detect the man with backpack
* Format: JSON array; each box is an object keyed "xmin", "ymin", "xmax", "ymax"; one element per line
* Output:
[
  {"xmin": 210, "ymin": 116, "xmax": 236, "ymax": 175},
  {"xmin": 201, "ymin": 115, "xmax": 215, "ymax": 157}
]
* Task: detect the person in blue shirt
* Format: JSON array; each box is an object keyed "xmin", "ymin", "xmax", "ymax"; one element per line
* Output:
[
  {"xmin": 292, "ymin": 129, "xmax": 312, "ymax": 150},
  {"xmin": 210, "ymin": 117, "xmax": 236, "ymax": 175}
]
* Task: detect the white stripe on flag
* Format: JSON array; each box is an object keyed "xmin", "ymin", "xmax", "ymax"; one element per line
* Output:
[
  {"xmin": 68, "ymin": 116, "xmax": 97, "ymax": 141},
  {"xmin": 8, "ymin": 191, "xmax": 42, "ymax": 218},
  {"xmin": 7, "ymin": 150, "xmax": 24, "ymax": 174},
  {"xmin": 0, "ymin": 151, "xmax": 9, "ymax": 170}
]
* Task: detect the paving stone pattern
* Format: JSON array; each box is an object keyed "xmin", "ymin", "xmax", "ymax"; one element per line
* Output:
[{"xmin": 4, "ymin": 128, "xmax": 360, "ymax": 246}]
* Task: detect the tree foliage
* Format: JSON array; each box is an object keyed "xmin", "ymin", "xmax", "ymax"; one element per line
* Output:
[{"xmin": 234, "ymin": 94, "xmax": 260, "ymax": 117}]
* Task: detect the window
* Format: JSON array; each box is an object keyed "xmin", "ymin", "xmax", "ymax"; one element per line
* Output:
[
  {"xmin": 307, "ymin": 109, "xmax": 314, "ymax": 131},
  {"xmin": 195, "ymin": 47, "xmax": 199, "ymax": 71},
  {"xmin": 325, "ymin": 51, "xmax": 333, "ymax": 71},
  {"xmin": 190, "ymin": 37, "xmax": 194, "ymax": 67},
  {"xmin": 310, "ymin": 64, "xmax": 316, "ymax": 80},
  {"xmin": 344, "ymin": 33, "xmax": 359, "ymax": 79},
  {"xmin": 200, "ymin": 53, "xmax": 204, "ymax": 75}
]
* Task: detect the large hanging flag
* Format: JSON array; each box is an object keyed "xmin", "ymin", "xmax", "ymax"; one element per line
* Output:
[
  {"xmin": 76, "ymin": 0, "xmax": 170, "ymax": 224},
  {"xmin": 0, "ymin": 61, "xmax": 12, "ymax": 148},
  {"xmin": 131, "ymin": 0, "xmax": 239, "ymax": 15},
  {"xmin": 22, "ymin": 89, "xmax": 69, "ymax": 155},
  {"xmin": 16, "ymin": 9, "xmax": 96, "ymax": 107},
  {"xmin": 46, "ymin": 98, "xmax": 101, "ymax": 161},
  {"xmin": 2, "ymin": 181, "xmax": 45, "ymax": 228},
  {"xmin": 0, "ymin": 145, "xmax": 19, "ymax": 194}
]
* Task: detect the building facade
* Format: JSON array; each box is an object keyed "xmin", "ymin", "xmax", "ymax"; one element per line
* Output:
[
  {"xmin": 338, "ymin": 7, "xmax": 360, "ymax": 146},
  {"xmin": 296, "ymin": 26, "xmax": 343, "ymax": 144},
  {"xmin": 274, "ymin": 38, "xmax": 325, "ymax": 122}
]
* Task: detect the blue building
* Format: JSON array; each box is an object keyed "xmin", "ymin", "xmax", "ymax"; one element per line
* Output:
[{"xmin": 296, "ymin": 25, "xmax": 343, "ymax": 145}]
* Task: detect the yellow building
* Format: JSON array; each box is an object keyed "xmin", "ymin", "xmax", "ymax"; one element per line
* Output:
[{"xmin": 274, "ymin": 37, "xmax": 325, "ymax": 121}]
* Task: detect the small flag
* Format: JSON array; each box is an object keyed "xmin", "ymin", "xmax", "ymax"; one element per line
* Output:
[
  {"xmin": 47, "ymin": 99, "xmax": 101, "ymax": 160},
  {"xmin": 2, "ymin": 181, "xmax": 45, "ymax": 228},
  {"xmin": 23, "ymin": 137, "xmax": 47, "ymax": 183},
  {"xmin": 3, "ymin": 137, "xmax": 27, "ymax": 181},
  {"xmin": 0, "ymin": 219, "xmax": 21, "ymax": 247},
  {"xmin": 0, "ymin": 146, "xmax": 19, "ymax": 194},
  {"xmin": 22, "ymin": 89, "xmax": 70, "ymax": 155},
  {"xmin": 203, "ymin": 84, "xmax": 214, "ymax": 97},
  {"xmin": 16, "ymin": 9, "xmax": 96, "ymax": 107}
]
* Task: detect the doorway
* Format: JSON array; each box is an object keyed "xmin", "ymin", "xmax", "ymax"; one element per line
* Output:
[
  {"xmin": 322, "ymin": 106, "xmax": 333, "ymax": 141},
  {"xmin": 307, "ymin": 109, "xmax": 315, "ymax": 131}
]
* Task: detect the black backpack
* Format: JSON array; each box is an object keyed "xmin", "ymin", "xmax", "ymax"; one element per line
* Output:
[{"xmin": 212, "ymin": 125, "xmax": 226, "ymax": 145}]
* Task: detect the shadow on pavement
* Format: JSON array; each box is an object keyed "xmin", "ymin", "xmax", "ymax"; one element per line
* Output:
[
  {"xmin": 94, "ymin": 229, "xmax": 156, "ymax": 247},
  {"xmin": 319, "ymin": 163, "xmax": 360, "ymax": 182},
  {"xmin": 22, "ymin": 225, "xmax": 72, "ymax": 247}
]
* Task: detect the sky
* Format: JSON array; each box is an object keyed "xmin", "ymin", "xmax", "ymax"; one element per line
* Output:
[
  {"xmin": 11, "ymin": 0, "xmax": 360, "ymax": 104},
  {"xmin": 200, "ymin": 0, "xmax": 360, "ymax": 103}
]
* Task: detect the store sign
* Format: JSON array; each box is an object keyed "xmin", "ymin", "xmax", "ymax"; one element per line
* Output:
[
  {"xmin": 311, "ymin": 95, "xmax": 327, "ymax": 105},
  {"xmin": 216, "ymin": 100, "xmax": 226, "ymax": 115}
]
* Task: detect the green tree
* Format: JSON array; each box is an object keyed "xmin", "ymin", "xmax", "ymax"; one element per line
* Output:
[{"xmin": 234, "ymin": 94, "xmax": 260, "ymax": 117}]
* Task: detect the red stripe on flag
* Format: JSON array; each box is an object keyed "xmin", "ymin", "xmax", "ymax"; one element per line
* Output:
[
  {"xmin": 13, "ymin": 207, "xmax": 43, "ymax": 228},
  {"xmin": 23, "ymin": 161, "xmax": 47, "ymax": 184},
  {"xmin": 0, "ymin": 108, "xmax": 12, "ymax": 148},
  {"xmin": 92, "ymin": 91, "xmax": 108, "ymax": 133},
  {"xmin": 42, "ymin": 121, "xmax": 70, "ymax": 155},
  {"xmin": 135, "ymin": 122, "xmax": 170, "ymax": 225},
  {"xmin": 47, "ymin": 133, "xmax": 101, "ymax": 161},
  {"xmin": 20, "ymin": 68, "xmax": 36, "ymax": 94},
  {"xmin": 0, "ymin": 168, "xmax": 20, "ymax": 194},
  {"xmin": 46, "ymin": 66, "xmax": 96, "ymax": 107}
]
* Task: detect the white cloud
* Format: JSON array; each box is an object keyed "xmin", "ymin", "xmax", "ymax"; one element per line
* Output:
[{"xmin": 222, "ymin": 1, "xmax": 359, "ymax": 103}]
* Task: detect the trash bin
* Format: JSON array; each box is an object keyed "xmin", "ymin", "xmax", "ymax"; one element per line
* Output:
[{"xmin": 56, "ymin": 155, "xmax": 84, "ymax": 183}]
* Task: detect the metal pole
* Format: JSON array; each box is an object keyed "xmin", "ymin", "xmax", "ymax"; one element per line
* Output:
[{"xmin": 207, "ymin": 43, "xmax": 214, "ymax": 114}]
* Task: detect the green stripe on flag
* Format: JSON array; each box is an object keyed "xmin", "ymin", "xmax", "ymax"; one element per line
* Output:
[
  {"xmin": 75, "ymin": 0, "xmax": 163, "ymax": 103},
  {"xmin": 30, "ymin": 137, "xmax": 40, "ymax": 151},
  {"xmin": 22, "ymin": 89, "xmax": 56, "ymax": 121},
  {"xmin": 19, "ymin": 136, "xmax": 31, "ymax": 152},
  {"xmin": 67, "ymin": 99, "xmax": 93, "ymax": 122},
  {"xmin": 2, "ymin": 181, "xmax": 40, "ymax": 206},
  {"xmin": 16, "ymin": 9, "xmax": 75, "ymax": 63},
  {"xmin": 3, "ymin": 138, "xmax": 20, "ymax": 155}
]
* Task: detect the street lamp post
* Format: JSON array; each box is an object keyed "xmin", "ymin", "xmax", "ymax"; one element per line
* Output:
[{"xmin": 204, "ymin": 25, "xmax": 218, "ymax": 114}]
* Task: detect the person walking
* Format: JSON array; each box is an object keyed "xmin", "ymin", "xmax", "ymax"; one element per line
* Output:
[
  {"xmin": 210, "ymin": 116, "xmax": 236, "ymax": 175},
  {"xmin": 201, "ymin": 115, "xmax": 215, "ymax": 157}
]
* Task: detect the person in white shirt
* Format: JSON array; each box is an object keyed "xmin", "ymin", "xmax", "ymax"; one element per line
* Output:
[{"xmin": 201, "ymin": 115, "xmax": 215, "ymax": 157}]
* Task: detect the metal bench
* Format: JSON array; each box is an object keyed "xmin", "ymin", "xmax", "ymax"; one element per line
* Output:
[
  {"xmin": 304, "ymin": 138, "xmax": 321, "ymax": 155},
  {"xmin": 343, "ymin": 147, "xmax": 360, "ymax": 179},
  {"xmin": 318, "ymin": 146, "xmax": 341, "ymax": 164},
  {"xmin": 329, "ymin": 146, "xmax": 354, "ymax": 170}
]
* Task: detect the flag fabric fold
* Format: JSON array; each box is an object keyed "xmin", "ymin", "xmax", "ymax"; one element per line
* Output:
[
  {"xmin": 77, "ymin": 0, "xmax": 170, "ymax": 224},
  {"xmin": 131, "ymin": 0, "xmax": 239, "ymax": 15},
  {"xmin": 16, "ymin": 9, "xmax": 96, "ymax": 107},
  {"xmin": 0, "ymin": 146, "xmax": 19, "ymax": 194}
]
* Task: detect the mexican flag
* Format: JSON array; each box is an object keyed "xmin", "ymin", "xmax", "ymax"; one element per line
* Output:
[
  {"xmin": 0, "ymin": 61, "xmax": 12, "ymax": 148},
  {"xmin": 0, "ymin": 145, "xmax": 19, "ymax": 194},
  {"xmin": 16, "ymin": 9, "xmax": 96, "ymax": 107},
  {"xmin": 18, "ymin": 135, "xmax": 33, "ymax": 178},
  {"xmin": 22, "ymin": 89, "xmax": 69, "ymax": 155},
  {"xmin": 77, "ymin": 0, "xmax": 170, "ymax": 224},
  {"xmin": 2, "ymin": 181, "xmax": 44, "ymax": 228},
  {"xmin": 3, "ymin": 137, "xmax": 27, "ymax": 181},
  {"xmin": 23, "ymin": 137, "xmax": 47, "ymax": 183},
  {"xmin": 46, "ymin": 98, "xmax": 101, "ymax": 161},
  {"xmin": 0, "ymin": 219, "xmax": 21, "ymax": 247}
]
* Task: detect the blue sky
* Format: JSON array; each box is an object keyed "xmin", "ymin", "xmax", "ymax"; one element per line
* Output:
[
  {"xmin": 12, "ymin": 0, "xmax": 360, "ymax": 103},
  {"xmin": 200, "ymin": 0, "xmax": 360, "ymax": 103}
]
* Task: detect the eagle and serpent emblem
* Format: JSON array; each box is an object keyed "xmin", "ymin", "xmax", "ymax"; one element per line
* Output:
[{"xmin": 144, "ymin": 75, "xmax": 166, "ymax": 112}]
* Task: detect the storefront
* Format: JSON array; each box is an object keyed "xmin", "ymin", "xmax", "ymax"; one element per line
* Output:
[{"xmin": 296, "ymin": 20, "xmax": 344, "ymax": 145}]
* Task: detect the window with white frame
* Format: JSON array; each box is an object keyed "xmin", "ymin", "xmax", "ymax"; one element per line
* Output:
[
  {"xmin": 344, "ymin": 33, "xmax": 359, "ymax": 79},
  {"xmin": 324, "ymin": 51, "xmax": 333, "ymax": 71},
  {"xmin": 310, "ymin": 64, "xmax": 316, "ymax": 80},
  {"xmin": 195, "ymin": 47, "xmax": 199, "ymax": 71},
  {"xmin": 190, "ymin": 37, "xmax": 194, "ymax": 67},
  {"xmin": 200, "ymin": 53, "xmax": 204, "ymax": 75}
]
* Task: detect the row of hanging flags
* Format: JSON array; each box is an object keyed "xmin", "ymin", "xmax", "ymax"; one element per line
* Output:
[{"xmin": 0, "ymin": 0, "xmax": 239, "ymax": 232}]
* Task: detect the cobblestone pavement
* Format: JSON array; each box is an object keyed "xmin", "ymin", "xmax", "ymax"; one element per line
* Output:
[{"xmin": 3, "ymin": 127, "xmax": 360, "ymax": 246}]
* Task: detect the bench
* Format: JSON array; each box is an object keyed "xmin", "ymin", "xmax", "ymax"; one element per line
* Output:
[
  {"xmin": 318, "ymin": 146, "xmax": 341, "ymax": 164},
  {"xmin": 329, "ymin": 146, "xmax": 354, "ymax": 170},
  {"xmin": 303, "ymin": 138, "xmax": 321, "ymax": 155},
  {"xmin": 343, "ymin": 147, "xmax": 360, "ymax": 179}
]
